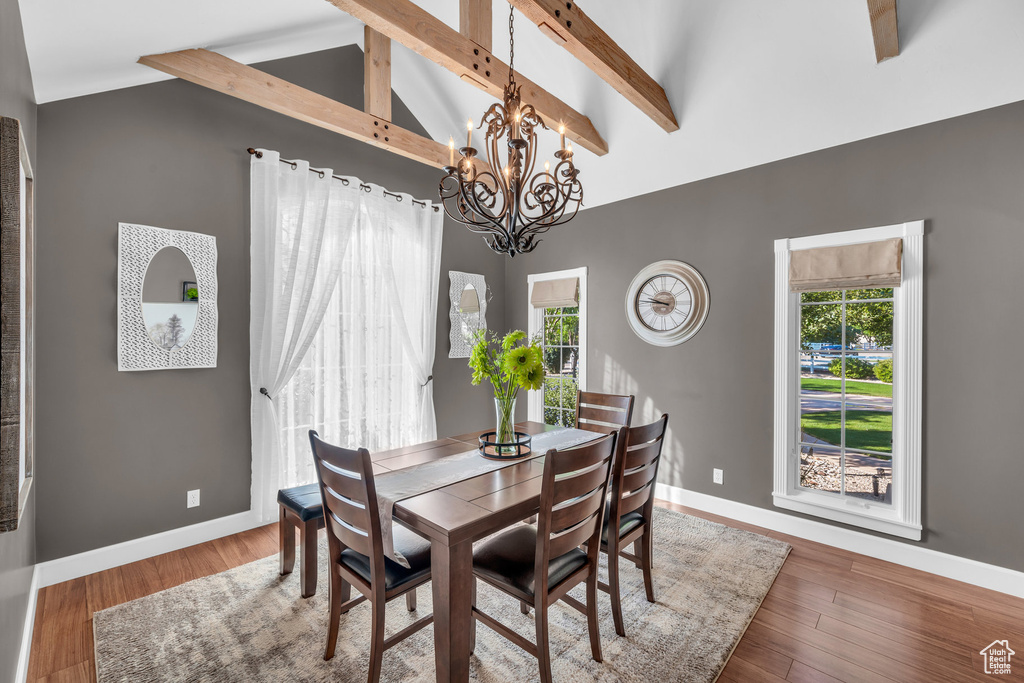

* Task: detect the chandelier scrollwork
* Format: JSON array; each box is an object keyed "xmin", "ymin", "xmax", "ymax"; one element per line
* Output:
[{"xmin": 439, "ymin": 7, "xmax": 583, "ymax": 257}]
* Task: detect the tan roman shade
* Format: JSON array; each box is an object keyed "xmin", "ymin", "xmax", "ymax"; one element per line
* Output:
[
  {"xmin": 789, "ymin": 238, "xmax": 903, "ymax": 292},
  {"xmin": 459, "ymin": 287, "xmax": 480, "ymax": 313},
  {"xmin": 531, "ymin": 277, "xmax": 579, "ymax": 308}
]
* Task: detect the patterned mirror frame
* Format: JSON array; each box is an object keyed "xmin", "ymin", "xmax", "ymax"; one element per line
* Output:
[
  {"xmin": 117, "ymin": 223, "xmax": 218, "ymax": 371},
  {"xmin": 448, "ymin": 271, "xmax": 487, "ymax": 358},
  {"xmin": 1, "ymin": 116, "xmax": 34, "ymax": 532}
]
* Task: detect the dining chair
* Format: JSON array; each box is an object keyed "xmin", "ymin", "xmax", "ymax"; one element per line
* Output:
[
  {"xmin": 470, "ymin": 430, "xmax": 620, "ymax": 683},
  {"xmin": 596, "ymin": 414, "xmax": 669, "ymax": 637},
  {"xmin": 574, "ymin": 390, "xmax": 635, "ymax": 433},
  {"xmin": 308, "ymin": 431, "xmax": 433, "ymax": 683}
]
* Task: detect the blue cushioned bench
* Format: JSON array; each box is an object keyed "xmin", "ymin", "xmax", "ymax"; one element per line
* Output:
[{"xmin": 278, "ymin": 483, "xmax": 325, "ymax": 598}]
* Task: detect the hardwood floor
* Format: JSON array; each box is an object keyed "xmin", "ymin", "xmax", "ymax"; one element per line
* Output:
[{"xmin": 25, "ymin": 502, "xmax": 1024, "ymax": 682}]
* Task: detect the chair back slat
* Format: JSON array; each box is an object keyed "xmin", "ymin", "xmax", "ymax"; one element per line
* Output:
[
  {"xmin": 624, "ymin": 439, "xmax": 663, "ymax": 471},
  {"xmin": 622, "ymin": 460, "xmax": 659, "ymax": 495},
  {"xmin": 548, "ymin": 513, "xmax": 601, "ymax": 558},
  {"xmin": 574, "ymin": 391, "xmax": 635, "ymax": 433},
  {"xmin": 317, "ymin": 461, "xmax": 370, "ymax": 504},
  {"xmin": 323, "ymin": 487, "xmax": 372, "ymax": 530},
  {"xmin": 549, "ymin": 483, "xmax": 605, "ymax": 532},
  {"xmin": 536, "ymin": 431, "xmax": 618, "ymax": 587},
  {"xmin": 327, "ymin": 509, "xmax": 374, "ymax": 556},
  {"xmin": 618, "ymin": 484, "xmax": 653, "ymax": 516},
  {"xmin": 309, "ymin": 431, "xmax": 385, "ymax": 583},
  {"xmin": 552, "ymin": 460, "xmax": 611, "ymax": 504},
  {"xmin": 608, "ymin": 415, "xmax": 668, "ymax": 540}
]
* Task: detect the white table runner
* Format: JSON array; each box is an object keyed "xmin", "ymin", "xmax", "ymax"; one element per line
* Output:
[{"xmin": 376, "ymin": 427, "xmax": 604, "ymax": 566}]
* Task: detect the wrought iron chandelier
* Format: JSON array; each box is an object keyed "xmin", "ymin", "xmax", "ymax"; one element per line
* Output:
[{"xmin": 439, "ymin": 7, "xmax": 583, "ymax": 258}]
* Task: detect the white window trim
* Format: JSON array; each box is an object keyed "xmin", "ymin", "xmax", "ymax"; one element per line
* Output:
[
  {"xmin": 773, "ymin": 221, "xmax": 923, "ymax": 541},
  {"xmin": 527, "ymin": 267, "xmax": 588, "ymax": 423}
]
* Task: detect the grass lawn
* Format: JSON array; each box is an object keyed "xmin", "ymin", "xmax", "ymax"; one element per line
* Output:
[
  {"xmin": 801, "ymin": 377, "xmax": 892, "ymax": 398},
  {"xmin": 802, "ymin": 410, "xmax": 892, "ymax": 455}
]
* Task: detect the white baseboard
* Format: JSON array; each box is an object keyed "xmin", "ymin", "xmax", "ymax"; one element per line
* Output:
[
  {"xmin": 35, "ymin": 510, "xmax": 263, "ymax": 589},
  {"xmin": 656, "ymin": 483, "xmax": 1024, "ymax": 599},
  {"xmin": 15, "ymin": 564, "xmax": 39, "ymax": 683}
]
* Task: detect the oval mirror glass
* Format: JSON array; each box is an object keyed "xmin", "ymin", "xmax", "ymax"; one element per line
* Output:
[
  {"xmin": 459, "ymin": 283, "xmax": 481, "ymax": 344},
  {"xmin": 459, "ymin": 283, "xmax": 480, "ymax": 314},
  {"xmin": 141, "ymin": 247, "xmax": 199, "ymax": 350}
]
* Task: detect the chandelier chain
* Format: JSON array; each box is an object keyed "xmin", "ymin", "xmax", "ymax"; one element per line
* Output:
[{"xmin": 508, "ymin": 6, "xmax": 515, "ymax": 85}]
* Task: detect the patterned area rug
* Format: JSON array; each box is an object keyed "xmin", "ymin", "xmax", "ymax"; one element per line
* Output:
[{"xmin": 94, "ymin": 508, "xmax": 790, "ymax": 682}]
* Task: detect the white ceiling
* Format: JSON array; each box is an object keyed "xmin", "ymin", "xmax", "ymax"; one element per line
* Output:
[{"xmin": 19, "ymin": 0, "xmax": 1024, "ymax": 209}]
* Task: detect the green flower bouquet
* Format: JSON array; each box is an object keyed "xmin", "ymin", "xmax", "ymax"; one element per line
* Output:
[{"xmin": 469, "ymin": 330, "xmax": 544, "ymax": 452}]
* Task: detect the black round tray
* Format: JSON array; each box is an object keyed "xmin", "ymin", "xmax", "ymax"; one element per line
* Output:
[{"xmin": 478, "ymin": 431, "xmax": 532, "ymax": 460}]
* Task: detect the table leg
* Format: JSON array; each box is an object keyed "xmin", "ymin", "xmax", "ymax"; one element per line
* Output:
[{"xmin": 431, "ymin": 538, "xmax": 473, "ymax": 683}]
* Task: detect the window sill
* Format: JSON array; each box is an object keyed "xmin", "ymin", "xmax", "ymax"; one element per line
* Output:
[{"xmin": 773, "ymin": 490, "xmax": 922, "ymax": 541}]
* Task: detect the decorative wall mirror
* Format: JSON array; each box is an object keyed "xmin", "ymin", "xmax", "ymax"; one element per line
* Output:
[
  {"xmin": 117, "ymin": 223, "xmax": 218, "ymax": 371},
  {"xmin": 1, "ymin": 116, "xmax": 35, "ymax": 532},
  {"xmin": 448, "ymin": 271, "xmax": 488, "ymax": 358}
]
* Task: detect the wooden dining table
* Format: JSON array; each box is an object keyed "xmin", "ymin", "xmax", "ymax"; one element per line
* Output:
[{"xmin": 366, "ymin": 420, "xmax": 568, "ymax": 683}]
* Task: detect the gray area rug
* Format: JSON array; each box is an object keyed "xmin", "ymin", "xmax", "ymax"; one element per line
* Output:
[{"xmin": 94, "ymin": 508, "xmax": 790, "ymax": 682}]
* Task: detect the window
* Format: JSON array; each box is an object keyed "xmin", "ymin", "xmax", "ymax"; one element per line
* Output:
[
  {"xmin": 773, "ymin": 222, "xmax": 923, "ymax": 540},
  {"xmin": 528, "ymin": 268, "xmax": 587, "ymax": 427}
]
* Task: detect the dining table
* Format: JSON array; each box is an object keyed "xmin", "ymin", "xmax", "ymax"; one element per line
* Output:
[{"xmin": 366, "ymin": 420, "xmax": 595, "ymax": 683}]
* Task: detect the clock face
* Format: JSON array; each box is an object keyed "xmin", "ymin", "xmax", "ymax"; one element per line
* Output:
[
  {"xmin": 625, "ymin": 260, "xmax": 710, "ymax": 347},
  {"xmin": 636, "ymin": 275, "xmax": 692, "ymax": 331}
]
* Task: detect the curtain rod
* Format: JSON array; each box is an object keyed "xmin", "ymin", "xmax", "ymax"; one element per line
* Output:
[{"xmin": 247, "ymin": 148, "xmax": 438, "ymax": 212}]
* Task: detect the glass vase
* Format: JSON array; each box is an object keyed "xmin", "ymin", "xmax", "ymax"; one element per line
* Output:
[{"xmin": 494, "ymin": 395, "xmax": 517, "ymax": 454}]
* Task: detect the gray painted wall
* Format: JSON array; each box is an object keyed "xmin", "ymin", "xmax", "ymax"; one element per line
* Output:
[
  {"xmin": 0, "ymin": 0, "xmax": 37, "ymax": 676},
  {"xmin": 34, "ymin": 45, "xmax": 505, "ymax": 561},
  {"xmin": 506, "ymin": 100, "xmax": 1024, "ymax": 572}
]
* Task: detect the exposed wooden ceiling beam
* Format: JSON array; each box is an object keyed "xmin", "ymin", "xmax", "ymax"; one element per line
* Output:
[
  {"xmin": 460, "ymin": 0, "xmax": 492, "ymax": 52},
  {"xmin": 507, "ymin": 0, "xmax": 678, "ymax": 132},
  {"xmin": 139, "ymin": 49, "xmax": 453, "ymax": 170},
  {"xmin": 322, "ymin": 0, "xmax": 608, "ymax": 156},
  {"xmin": 867, "ymin": 0, "xmax": 899, "ymax": 63},
  {"xmin": 868, "ymin": 0, "xmax": 901, "ymax": 63},
  {"xmin": 364, "ymin": 26, "xmax": 392, "ymax": 120}
]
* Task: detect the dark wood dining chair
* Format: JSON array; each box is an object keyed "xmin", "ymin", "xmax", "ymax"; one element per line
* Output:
[
  {"xmin": 308, "ymin": 431, "xmax": 433, "ymax": 683},
  {"xmin": 596, "ymin": 414, "xmax": 669, "ymax": 637},
  {"xmin": 471, "ymin": 430, "xmax": 620, "ymax": 683},
  {"xmin": 574, "ymin": 390, "xmax": 635, "ymax": 433}
]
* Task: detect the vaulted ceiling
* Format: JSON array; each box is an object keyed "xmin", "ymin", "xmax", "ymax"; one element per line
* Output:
[{"xmin": 19, "ymin": 0, "xmax": 1024, "ymax": 209}]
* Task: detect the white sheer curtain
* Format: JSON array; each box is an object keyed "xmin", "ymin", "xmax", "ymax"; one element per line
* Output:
[{"xmin": 251, "ymin": 149, "xmax": 443, "ymax": 522}]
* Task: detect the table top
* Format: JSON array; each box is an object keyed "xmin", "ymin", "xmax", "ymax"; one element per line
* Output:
[{"xmin": 369, "ymin": 421, "xmax": 559, "ymax": 547}]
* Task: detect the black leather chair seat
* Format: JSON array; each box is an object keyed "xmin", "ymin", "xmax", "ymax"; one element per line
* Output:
[
  {"xmin": 277, "ymin": 484, "xmax": 324, "ymax": 522},
  {"xmin": 473, "ymin": 525, "xmax": 587, "ymax": 597},
  {"xmin": 339, "ymin": 525, "xmax": 432, "ymax": 591},
  {"xmin": 601, "ymin": 500, "xmax": 644, "ymax": 545}
]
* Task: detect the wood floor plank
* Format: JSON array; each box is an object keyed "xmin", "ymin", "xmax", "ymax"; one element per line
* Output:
[
  {"xmin": 759, "ymin": 592, "xmax": 821, "ymax": 628},
  {"xmin": 732, "ymin": 637, "xmax": 794, "ymax": 678},
  {"xmin": 84, "ymin": 568, "xmax": 128, "ymax": 617},
  {"xmin": 32, "ymin": 579, "xmax": 90, "ymax": 679},
  {"xmin": 720, "ymin": 653, "xmax": 790, "ymax": 682},
  {"xmin": 185, "ymin": 539, "xmax": 231, "ymax": 579},
  {"xmin": 152, "ymin": 548, "xmax": 198, "ymax": 589},
  {"xmin": 210, "ymin": 532, "xmax": 259, "ymax": 568},
  {"xmin": 36, "ymin": 658, "xmax": 94, "ymax": 683},
  {"xmin": 118, "ymin": 557, "xmax": 163, "ymax": 603},
  {"xmin": 786, "ymin": 660, "xmax": 846, "ymax": 683},
  {"xmin": 743, "ymin": 619, "xmax": 896, "ymax": 683},
  {"xmin": 756, "ymin": 607, "xmax": 961, "ymax": 683},
  {"xmin": 779, "ymin": 557, "xmax": 976, "ymax": 621}
]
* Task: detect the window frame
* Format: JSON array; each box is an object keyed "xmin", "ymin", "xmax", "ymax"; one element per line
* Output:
[
  {"xmin": 773, "ymin": 221, "xmax": 923, "ymax": 541},
  {"xmin": 527, "ymin": 267, "xmax": 588, "ymax": 424}
]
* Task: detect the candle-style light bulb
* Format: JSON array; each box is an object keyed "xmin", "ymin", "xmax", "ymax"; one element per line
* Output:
[
  {"xmin": 559, "ymin": 123, "xmax": 566, "ymax": 151},
  {"xmin": 566, "ymin": 141, "xmax": 573, "ymax": 156},
  {"xmin": 514, "ymin": 110, "xmax": 521, "ymax": 139},
  {"xmin": 448, "ymin": 136, "xmax": 454, "ymax": 166},
  {"xmin": 544, "ymin": 160, "xmax": 551, "ymax": 180},
  {"xmin": 466, "ymin": 119, "xmax": 473, "ymax": 148}
]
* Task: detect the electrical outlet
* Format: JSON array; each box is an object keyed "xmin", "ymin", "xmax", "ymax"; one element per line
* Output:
[
  {"xmin": 187, "ymin": 489, "xmax": 200, "ymax": 508},
  {"xmin": 713, "ymin": 469, "xmax": 724, "ymax": 485}
]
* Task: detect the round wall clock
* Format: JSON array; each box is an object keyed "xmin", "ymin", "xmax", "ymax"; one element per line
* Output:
[{"xmin": 624, "ymin": 260, "xmax": 710, "ymax": 346}]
